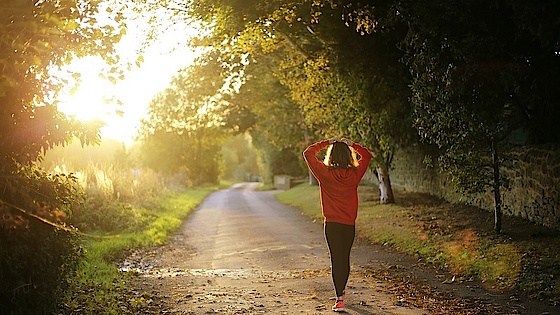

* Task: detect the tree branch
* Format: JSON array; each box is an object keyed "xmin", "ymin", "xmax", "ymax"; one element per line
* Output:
[{"xmin": 276, "ymin": 30, "xmax": 311, "ymax": 59}]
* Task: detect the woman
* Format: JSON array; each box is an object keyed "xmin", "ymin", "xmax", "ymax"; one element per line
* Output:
[{"xmin": 303, "ymin": 137, "xmax": 373, "ymax": 312}]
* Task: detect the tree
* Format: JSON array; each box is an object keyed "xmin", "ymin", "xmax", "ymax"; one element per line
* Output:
[
  {"xmin": 1, "ymin": 0, "xmax": 126, "ymax": 165},
  {"xmin": 181, "ymin": 0, "xmax": 415, "ymax": 203},
  {"xmin": 0, "ymin": 1, "xmax": 125, "ymax": 312},
  {"xmin": 138, "ymin": 60, "xmax": 228, "ymax": 186},
  {"xmin": 398, "ymin": 0, "xmax": 560, "ymax": 232},
  {"xmin": 229, "ymin": 60, "xmax": 310, "ymax": 184},
  {"xmin": 271, "ymin": 6, "xmax": 413, "ymax": 202},
  {"xmin": 153, "ymin": 0, "xmax": 560, "ymax": 215},
  {"xmin": 221, "ymin": 134, "xmax": 260, "ymax": 181}
]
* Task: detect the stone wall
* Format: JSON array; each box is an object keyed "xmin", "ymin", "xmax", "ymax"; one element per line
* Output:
[{"xmin": 390, "ymin": 144, "xmax": 560, "ymax": 229}]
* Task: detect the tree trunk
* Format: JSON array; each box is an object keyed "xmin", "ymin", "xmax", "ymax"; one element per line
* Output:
[
  {"xmin": 376, "ymin": 165, "xmax": 395, "ymax": 204},
  {"xmin": 309, "ymin": 169, "xmax": 318, "ymax": 186},
  {"xmin": 492, "ymin": 141, "xmax": 502, "ymax": 233}
]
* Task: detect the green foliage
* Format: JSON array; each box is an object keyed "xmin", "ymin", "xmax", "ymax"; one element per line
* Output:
[
  {"xmin": 138, "ymin": 62, "xmax": 228, "ymax": 186},
  {"xmin": 73, "ymin": 199, "xmax": 146, "ymax": 233},
  {"xmin": 0, "ymin": 155, "xmax": 163, "ymax": 314},
  {"xmin": 415, "ymin": 1, "xmax": 560, "ymax": 142},
  {"xmin": 179, "ymin": 0, "xmax": 414, "ymax": 191},
  {"xmin": 43, "ymin": 139, "xmax": 169, "ymax": 232},
  {"xmin": 226, "ymin": 60, "xmax": 307, "ymax": 183},
  {"xmin": 165, "ymin": 0, "xmax": 559, "ymax": 205},
  {"xmin": 0, "ymin": 1, "xmax": 126, "ymax": 311},
  {"xmin": 0, "ymin": 164, "xmax": 84, "ymax": 314},
  {"xmin": 250, "ymin": 132, "xmax": 307, "ymax": 184},
  {"xmin": 400, "ymin": 0, "xmax": 560, "ymax": 189},
  {"xmin": 42, "ymin": 138, "xmax": 131, "ymax": 170},
  {"xmin": 61, "ymin": 188, "xmax": 216, "ymax": 315},
  {"xmin": 389, "ymin": 0, "xmax": 560, "ymax": 230},
  {"xmin": 235, "ymin": 61, "xmax": 305, "ymax": 149},
  {"xmin": 0, "ymin": 223, "xmax": 83, "ymax": 314},
  {"xmin": 0, "ymin": 0, "xmax": 125, "ymax": 164},
  {"xmin": 221, "ymin": 134, "xmax": 260, "ymax": 181},
  {"xmin": 64, "ymin": 162, "xmax": 165, "ymax": 233}
]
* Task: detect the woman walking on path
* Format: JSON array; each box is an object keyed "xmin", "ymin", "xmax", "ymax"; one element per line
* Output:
[{"xmin": 303, "ymin": 137, "xmax": 373, "ymax": 312}]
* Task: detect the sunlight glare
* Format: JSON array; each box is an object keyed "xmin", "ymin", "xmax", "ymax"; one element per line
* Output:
[
  {"xmin": 56, "ymin": 8, "xmax": 204, "ymax": 146},
  {"xmin": 57, "ymin": 57, "xmax": 115, "ymax": 122}
]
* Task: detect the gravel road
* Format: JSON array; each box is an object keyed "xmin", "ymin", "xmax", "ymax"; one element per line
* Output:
[{"xmin": 122, "ymin": 183, "xmax": 559, "ymax": 315}]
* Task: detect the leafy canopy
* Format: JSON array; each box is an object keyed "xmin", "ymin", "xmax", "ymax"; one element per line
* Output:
[
  {"xmin": 0, "ymin": 0, "xmax": 127, "ymax": 165},
  {"xmin": 138, "ymin": 60, "xmax": 228, "ymax": 186}
]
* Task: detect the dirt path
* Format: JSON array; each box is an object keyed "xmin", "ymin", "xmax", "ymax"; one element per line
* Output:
[{"xmin": 122, "ymin": 183, "xmax": 558, "ymax": 314}]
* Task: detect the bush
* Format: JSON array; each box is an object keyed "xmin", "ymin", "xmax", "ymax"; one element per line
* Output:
[
  {"xmin": 0, "ymin": 164, "xmax": 83, "ymax": 314},
  {"xmin": 71, "ymin": 199, "xmax": 148, "ymax": 232},
  {"xmin": 68, "ymin": 164, "xmax": 166, "ymax": 233},
  {"xmin": 0, "ymin": 223, "xmax": 82, "ymax": 314}
]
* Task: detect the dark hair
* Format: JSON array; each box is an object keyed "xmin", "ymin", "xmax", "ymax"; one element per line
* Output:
[{"xmin": 324, "ymin": 142, "xmax": 358, "ymax": 169}]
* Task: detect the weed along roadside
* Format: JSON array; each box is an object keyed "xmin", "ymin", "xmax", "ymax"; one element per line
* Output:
[
  {"xmin": 275, "ymin": 183, "xmax": 560, "ymax": 308},
  {"xmin": 59, "ymin": 186, "xmax": 220, "ymax": 315}
]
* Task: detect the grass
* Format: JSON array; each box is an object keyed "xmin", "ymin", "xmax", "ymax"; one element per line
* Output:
[
  {"xmin": 60, "ymin": 186, "xmax": 220, "ymax": 314},
  {"xmin": 276, "ymin": 183, "xmax": 560, "ymax": 305}
]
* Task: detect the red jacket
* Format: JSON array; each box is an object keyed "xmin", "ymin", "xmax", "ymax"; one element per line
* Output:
[{"xmin": 303, "ymin": 140, "xmax": 373, "ymax": 225}]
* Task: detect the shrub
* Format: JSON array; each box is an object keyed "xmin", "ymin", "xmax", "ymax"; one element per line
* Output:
[
  {"xmin": 68, "ymin": 163, "xmax": 166, "ymax": 233},
  {"xmin": 0, "ymin": 164, "xmax": 83, "ymax": 314},
  {"xmin": 0, "ymin": 223, "xmax": 82, "ymax": 314}
]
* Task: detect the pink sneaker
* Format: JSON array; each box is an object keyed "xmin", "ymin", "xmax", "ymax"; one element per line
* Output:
[{"xmin": 332, "ymin": 299, "xmax": 345, "ymax": 312}]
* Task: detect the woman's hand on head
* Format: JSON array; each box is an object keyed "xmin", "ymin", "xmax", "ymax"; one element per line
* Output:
[
  {"xmin": 328, "ymin": 137, "xmax": 340, "ymax": 144},
  {"xmin": 341, "ymin": 138, "xmax": 353, "ymax": 146}
]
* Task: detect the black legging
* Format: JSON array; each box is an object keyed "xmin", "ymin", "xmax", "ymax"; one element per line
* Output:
[{"xmin": 324, "ymin": 222, "xmax": 355, "ymax": 297}]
